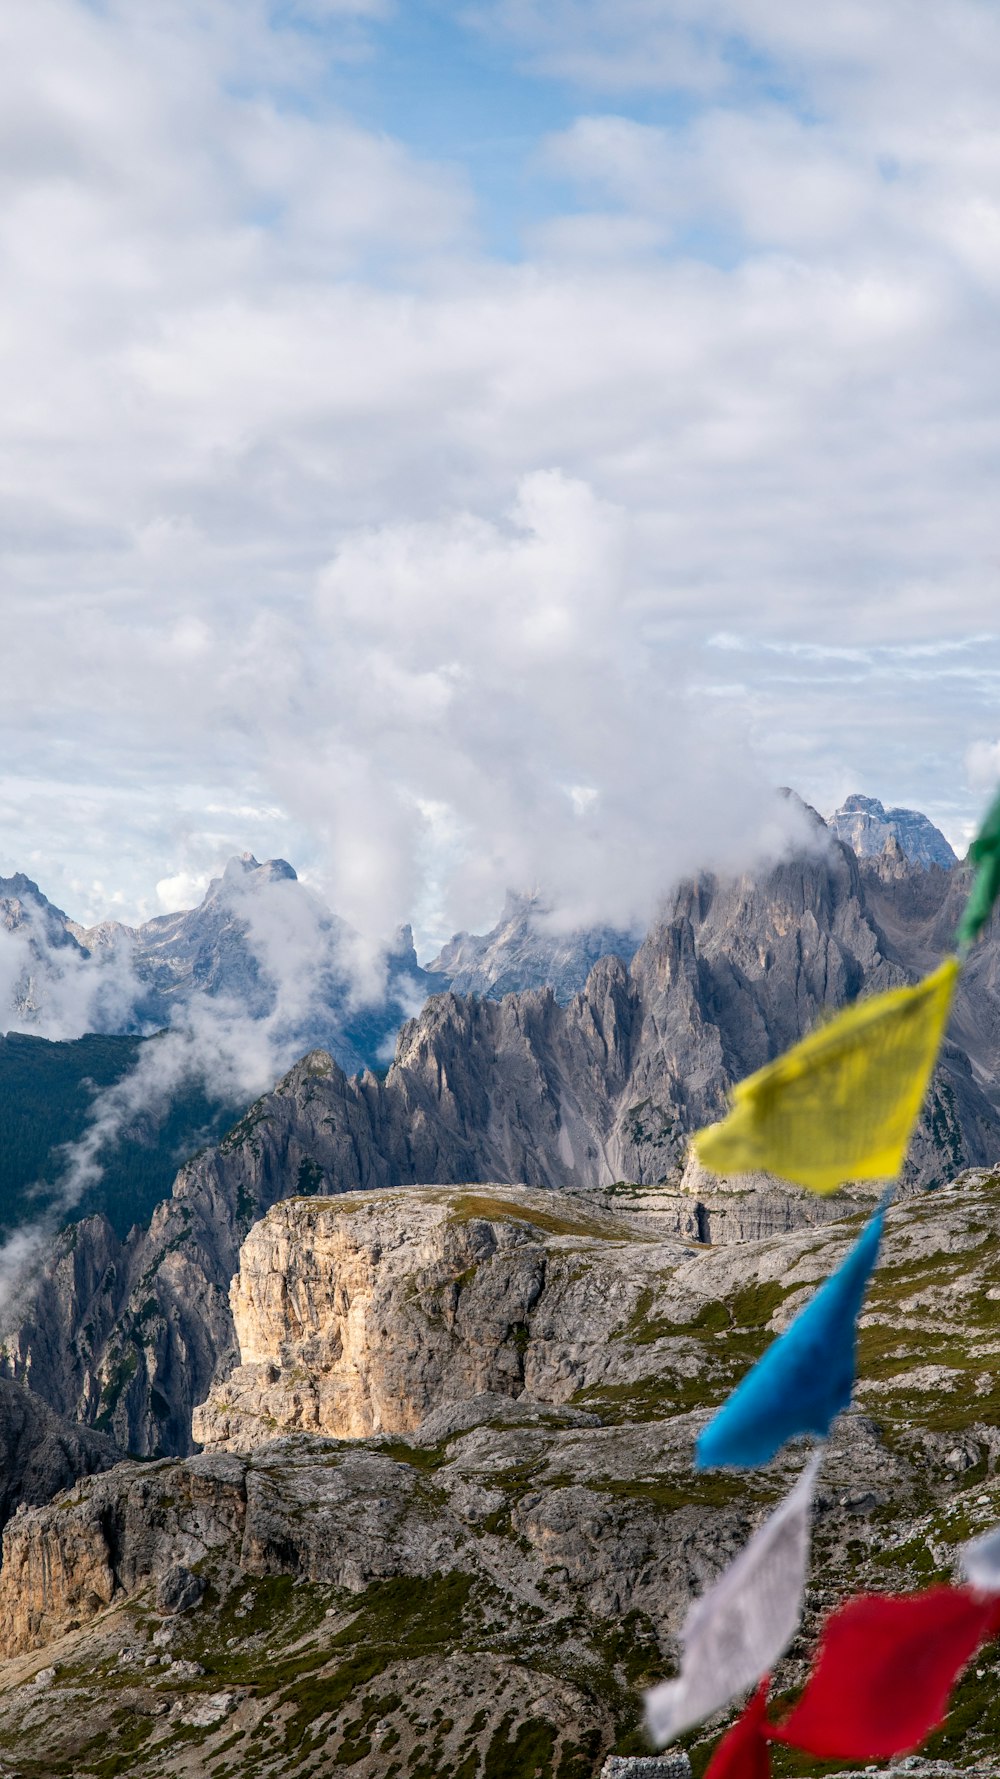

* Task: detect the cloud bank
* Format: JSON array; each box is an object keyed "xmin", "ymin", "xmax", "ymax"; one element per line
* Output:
[{"xmin": 1, "ymin": 0, "xmax": 999, "ymax": 941}]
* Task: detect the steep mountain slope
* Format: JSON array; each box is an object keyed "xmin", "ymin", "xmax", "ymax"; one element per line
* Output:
[
  {"xmin": 4, "ymin": 827, "xmax": 998, "ymax": 1458},
  {"xmin": 0, "ymin": 1378, "xmax": 119, "ymax": 1534},
  {"xmin": 425, "ymin": 891, "xmax": 641, "ymax": 1003},
  {"xmin": 0, "ymin": 1180, "xmax": 998, "ymax": 1778},
  {"xmin": 829, "ymin": 793, "xmax": 957, "ymax": 869}
]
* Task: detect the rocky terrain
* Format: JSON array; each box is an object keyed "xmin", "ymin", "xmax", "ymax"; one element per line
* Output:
[
  {"xmin": 425, "ymin": 891, "xmax": 642, "ymax": 1003},
  {"xmin": 3, "ymin": 820, "xmax": 998, "ymax": 1459},
  {"xmin": 828, "ymin": 793, "xmax": 958, "ymax": 870},
  {"xmin": 189, "ymin": 1184, "xmax": 870, "ymax": 1452},
  {"xmin": 0, "ymin": 1378, "xmax": 118, "ymax": 1532},
  {"xmin": 0, "ymin": 1178, "xmax": 999, "ymax": 1776}
]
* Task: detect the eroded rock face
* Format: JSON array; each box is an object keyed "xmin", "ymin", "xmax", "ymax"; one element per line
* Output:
[
  {"xmin": 193, "ymin": 1188, "xmax": 665, "ymax": 1449},
  {"xmin": 2, "ymin": 1179, "xmax": 1000, "ymax": 1775},
  {"xmin": 0, "ymin": 1377, "xmax": 118, "ymax": 1533}
]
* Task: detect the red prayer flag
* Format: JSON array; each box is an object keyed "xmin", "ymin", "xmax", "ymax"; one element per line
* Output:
[
  {"xmin": 770, "ymin": 1586, "xmax": 1000, "ymax": 1759},
  {"xmin": 704, "ymin": 1679, "xmax": 772, "ymax": 1779}
]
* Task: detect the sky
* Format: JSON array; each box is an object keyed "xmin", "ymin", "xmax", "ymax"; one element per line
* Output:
[{"xmin": 3, "ymin": 0, "xmax": 1000, "ymax": 952}]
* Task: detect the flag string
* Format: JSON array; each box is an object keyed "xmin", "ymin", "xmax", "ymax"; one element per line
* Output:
[{"xmin": 643, "ymin": 784, "xmax": 1000, "ymax": 1769}]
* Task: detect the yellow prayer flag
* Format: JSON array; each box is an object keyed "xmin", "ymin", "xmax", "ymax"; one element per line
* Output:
[{"xmin": 692, "ymin": 958, "xmax": 960, "ymax": 1193}]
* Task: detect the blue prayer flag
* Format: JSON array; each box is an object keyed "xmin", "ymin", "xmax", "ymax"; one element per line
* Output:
[{"xmin": 695, "ymin": 1209, "xmax": 884, "ymax": 1469}]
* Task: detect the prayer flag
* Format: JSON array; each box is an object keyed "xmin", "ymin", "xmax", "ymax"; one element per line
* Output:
[
  {"xmin": 770, "ymin": 1586, "xmax": 1000, "ymax": 1759},
  {"xmin": 960, "ymin": 1525, "xmax": 1000, "ymax": 1594},
  {"xmin": 692, "ymin": 960, "xmax": 959, "ymax": 1192},
  {"xmin": 957, "ymin": 786, "xmax": 1000, "ymax": 949},
  {"xmin": 702, "ymin": 1680, "xmax": 772, "ymax": 1779},
  {"xmin": 696, "ymin": 1210, "xmax": 883, "ymax": 1469},
  {"xmin": 645, "ymin": 1455, "xmax": 820, "ymax": 1746}
]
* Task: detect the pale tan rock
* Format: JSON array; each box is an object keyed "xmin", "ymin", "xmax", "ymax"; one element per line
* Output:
[
  {"xmin": 0, "ymin": 1502, "xmax": 114, "ymax": 1656},
  {"xmin": 193, "ymin": 1185, "xmax": 685, "ymax": 1449}
]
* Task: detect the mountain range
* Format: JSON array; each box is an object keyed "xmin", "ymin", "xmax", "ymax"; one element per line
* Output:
[
  {"xmin": 0, "ymin": 790, "xmax": 962, "ymax": 1056},
  {"xmin": 2, "ymin": 798, "xmax": 994, "ymax": 1459},
  {"xmin": 1, "ymin": 854, "xmax": 439, "ymax": 1075}
]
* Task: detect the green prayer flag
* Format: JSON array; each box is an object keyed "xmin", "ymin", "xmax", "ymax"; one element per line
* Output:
[{"xmin": 956, "ymin": 787, "xmax": 1000, "ymax": 950}]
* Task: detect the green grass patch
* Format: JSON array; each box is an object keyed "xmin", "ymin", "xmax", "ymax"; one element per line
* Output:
[{"xmin": 444, "ymin": 1193, "xmax": 629, "ymax": 1242}]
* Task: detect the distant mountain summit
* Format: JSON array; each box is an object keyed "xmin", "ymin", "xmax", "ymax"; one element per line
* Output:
[
  {"xmin": 0, "ymin": 873, "xmax": 83, "ymax": 954},
  {"xmin": 0, "ymin": 873, "xmax": 102, "ymax": 1025},
  {"xmin": 73, "ymin": 854, "xmax": 440, "ymax": 1073},
  {"xmin": 829, "ymin": 793, "xmax": 957, "ymax": 870},
  {"xmin": 75, "ymin": 853, "xmax": 330, "ymax": 1022},
  {"xmin": 424, "ymin": 890, "xmax": 641, "ymax": 1004}
]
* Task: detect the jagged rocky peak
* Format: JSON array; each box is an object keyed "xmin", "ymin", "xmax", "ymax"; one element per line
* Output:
[
  {"xmin": 216, "ymin": 851, "xmax": 298, "ymax": 890},
  {"xmin": 829, "ymin": 792, "xmax": 957, "ymax": 870},
  {"xmin": 0, "ymin": 873, "xmax": 82, "ymax": 950},
  {"xmin": 424, "ymin": 888, "xmax": 642, "ymax": 1004}
]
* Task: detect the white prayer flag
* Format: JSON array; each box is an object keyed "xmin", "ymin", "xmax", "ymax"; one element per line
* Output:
[
  {"xmin": 645, "ymin": 1452, "xmax": 822, "ymax": 1748},
  {"xmin": 960, "ymin": 1525, "xmax": 1000, "ymax": 1594}
]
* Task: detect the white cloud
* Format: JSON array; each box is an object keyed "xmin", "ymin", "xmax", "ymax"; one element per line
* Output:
[
  {"xmin": 0, "ymin": 913, "xmax": 142, "ymax": 1043},
  {"xmin": 966, "ymin": 740, "xmax": 1000, "ymax": 793},
  {"xmin": 156, "ymin": 870, "xmax": 213, "ymax": 911},
  {"xmin": 0, "ymin": 0, "xmax": 999, "ymax": 949}
]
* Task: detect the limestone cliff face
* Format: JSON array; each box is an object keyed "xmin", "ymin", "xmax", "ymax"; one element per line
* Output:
[
  {"xmin": 193, "ymin": 1188, "xmax": 651, "ymax": 1449},
  {"xmin": 2, "ymin": 1180, "xmax": 1000, "ymax": 1776},
  {"xmin": 191, "ymin": 1183, "xmax": 872, "ymax": 1453},
  {"xmin": 4, "ymin": 832, "xmax": 999, "ymax": 1459}
]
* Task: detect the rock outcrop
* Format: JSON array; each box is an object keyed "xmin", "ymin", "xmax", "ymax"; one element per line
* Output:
[
  {"xmin": 0, "ymin": 1377, "xmax": 119, "ymax": 1532},
  {"xmin": 425, "ymin": 889, "xmax": 641, "ymax": 1003},
  {"xmin": 1, "ymin": 1179, "xmax": 1000, "ymax": 1775},
  {"xmin": 829, "ymin": 793, "xmax": 958, "ymax": 870},
  {"xmin": 191, "ymin": 1183, "xmax": 871, "ymax": 1452},
  {"xmin": 192, "ymin": 1186, "xmax": 671, "ymax": 1449}
]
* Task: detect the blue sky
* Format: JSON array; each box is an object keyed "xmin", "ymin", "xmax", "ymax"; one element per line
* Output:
[
  {"xmin": 2, "ymin": 0, "xmax": 1000, "ymax": 941},
  {"xmin": 330, "ymin": 4, "xmax": 704, "ymax": 256}
]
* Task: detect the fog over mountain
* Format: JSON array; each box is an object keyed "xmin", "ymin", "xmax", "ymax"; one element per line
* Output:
[
  {"xmin": 1, "ymin": 855, "xmax": 437, "ymax": 1071},
  {"xmin": 0, "ymin": 791, "xmax": 975, "ymax": 1296},
  {"xmin": 3, "ymin": 809, "xmax": 997, "ymax": 1458},
  {"xmin": 2, "ymin": 789, "xmax": 958, "ymax": 1047}
]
